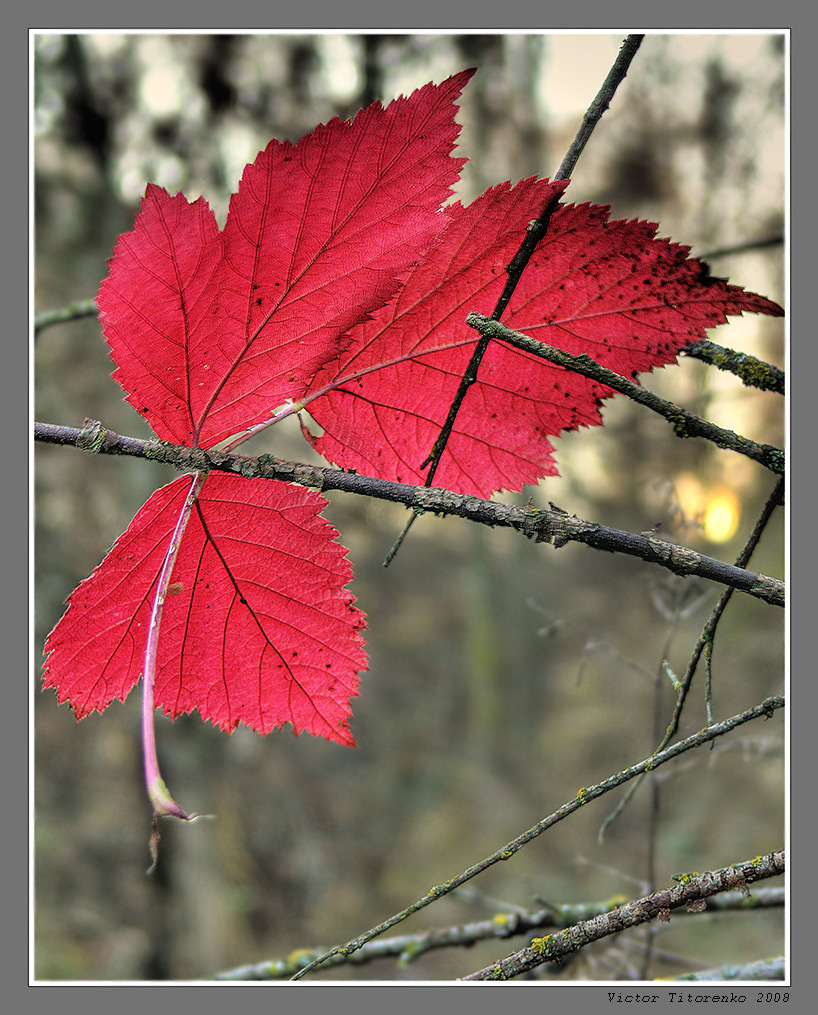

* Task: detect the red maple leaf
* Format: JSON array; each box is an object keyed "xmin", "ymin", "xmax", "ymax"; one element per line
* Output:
[
  {"xmin": 44, "ymin": 72, "xmax": 473, "ymax": 751},
  {"xmin": 42, "ymin": 473, "xmax": 365, "ymax": 744},
  {"xmin": 97, "ymin": 69, "xmax": 473, "ymax": 450},
  {"xmin": 43, "ymin": 69, "xmax": 783, "ymax": 772},
  {"xmin": 300, "ymin": 179, "xmax": 783, "ymax": 496}
]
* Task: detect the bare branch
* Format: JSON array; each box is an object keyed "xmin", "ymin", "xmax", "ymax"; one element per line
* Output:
[
  {"xmin": 215, "ymin": 887, "xmax": 782, "ymax": 980},
  {"xmin": 466, "ymin": 313, "xmax": 784, "ymax": 475},
  {"xmin": 289, "ymin": 697, "xmax": 783, "ymax": 981},
  {"xmin": 554, "ymin": 35, "xmax": 645, "ymax": 180},
  {"xmin": 35, "ymin": 420, "xmax": 785, "ymax": 607},
  {"xmin": 682, "ymin": 339, "xmax": 784, "ymax": 395},
  {"xmin": 391, "ymin": 35, "xmax": 645, "ymax": 560},
  {"xmin": 462, "ymin": 850, "xmax": 785, "ymax": 980},
  {"xmin": 661, "ymin": 475, "xmax": 786, "ymax": 749},
  {"xmin": 34, "ymin": 297, "xmax": 99, "ymax": 335},
  {"xmin": 668, "ymin": 955, "xmax": 785, "ymax": 983}
]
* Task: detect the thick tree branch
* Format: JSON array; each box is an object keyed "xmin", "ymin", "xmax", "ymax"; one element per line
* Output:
[
  {"xmin": 466, "ymin": 313, "xmax": 785, "ymax": 476},
  {"xmin": 34, "ymin": 420, "xmax": 785, "ymax": 607},
  {"xmin": 462, "ymin": 850, "xmax": 785, "ymax": 980}
]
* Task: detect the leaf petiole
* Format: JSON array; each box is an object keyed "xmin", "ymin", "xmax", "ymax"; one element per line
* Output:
[{"xmin": 141, "ymin": 470, "xmax": 206, "ymax": 871}]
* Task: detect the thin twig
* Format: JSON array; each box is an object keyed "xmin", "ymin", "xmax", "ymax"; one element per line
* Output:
[
  {"xmin": 34, "ymin": 297, "xmax": 99, "ymax": 334},
  {"xmin": 553, "ymin": 35, "xmax": 645, "ymax": 180},
  {"xmin": 659, "ymin": 475, "xmax": 785, "ymax": 750},
  {"xmin": 640, "ymin": 586, "xmax": 690, "ymax": 977},
  {"xmin": 696, "ymin": 235, "xmax": 784, "ymax": 261},
  {"xmin": 288, "ymin": 697, "xmax": 783, "ymax": 980},
  {"xmin": 416, "ymin": 187, "xmax": 565, "ymax": 482},
  {"xmin": 682, "ymin": 339, "xmax": 785, "ymax": 395},
  {"xmin": 465, "ymin": 313, "xmax": 784, "ymax": 475},
  {"xmin": 668, "ymin": 956, "xmax": 785, "ymax": 983},
  {"xmin": 384, "ymin": 34, "xmax": 645, "ymax": 563},
  {"xmin": 34, "ymin": 421, "xmax": 785, "ymax": 607},
  {"xmin": 596, "ymin": 474, "xmax": 785, "ymax": 847}
]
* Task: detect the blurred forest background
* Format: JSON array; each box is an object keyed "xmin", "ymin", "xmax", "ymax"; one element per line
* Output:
[{"xmin": 33, "ymin": 33, "xmax": 785, "ymax": 981}]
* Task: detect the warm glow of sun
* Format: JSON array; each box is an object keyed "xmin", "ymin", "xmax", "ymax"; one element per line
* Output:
[
  {"xmin": 704, "ymin": 486, "xmax": 741, "ymax": 543},
  {"xmin": 672, "ymin": 474, "xmax": 741, "ymax": 544}
]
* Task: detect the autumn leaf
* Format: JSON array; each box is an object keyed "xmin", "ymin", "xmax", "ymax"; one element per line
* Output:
[
  {"xmin": 97, "ymin": 69, "xmax": 474, "ymax": 450},
  {"xmin": 42, "ymin": 473, "xmax": 366, "ymax": 744},
  {"xmin": 43, "ymin": 67, "xmax": 783, "ymax": 761},
  {"xmin": 299, "ymin": 180, "xmax": 783, "ymax": 497},
  {"xmin": 44, "ymin": 71, "xmax": 473, "ymax": 751}
]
